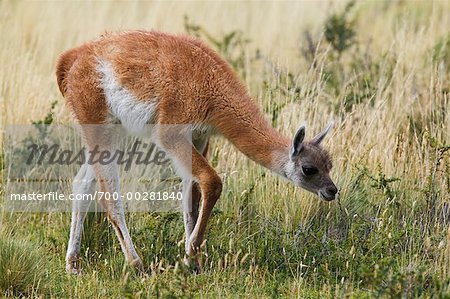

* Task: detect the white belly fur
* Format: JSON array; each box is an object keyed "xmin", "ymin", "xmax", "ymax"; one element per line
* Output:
[
  {"xmin": 96, "ymin": 58, "xmax": 214, "ymax": 144},
  {"xmin": 97, "ymin": 58, "xmax": 157, "ymax": 136}
]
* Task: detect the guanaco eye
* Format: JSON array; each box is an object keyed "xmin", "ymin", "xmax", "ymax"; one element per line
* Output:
[{"xmin": 302, "ymin": 166, "xmax": 318, "ymax": 176}]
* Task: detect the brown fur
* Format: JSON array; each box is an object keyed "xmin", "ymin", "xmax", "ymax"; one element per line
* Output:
[
  {"xmin": 56, "ymin": 30, "xmax": 290, "ymax": 165},
  {"xmin": 56, "ymin": 44, "xmax": 108, "ymax": 124},
  {"xmin": 56, "ymin": 47, "xmax": 80, "ymax": 96}
]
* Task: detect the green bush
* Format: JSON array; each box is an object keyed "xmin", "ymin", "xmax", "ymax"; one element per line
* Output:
[{"xmin": 324, "ymin": 1, "xmax": 356, "ymax": 58}]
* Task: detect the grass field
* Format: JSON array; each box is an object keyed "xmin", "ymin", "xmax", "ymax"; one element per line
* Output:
[{"xmin": 1, "ymin": 0, "xmax": 450, "ymax": 298}]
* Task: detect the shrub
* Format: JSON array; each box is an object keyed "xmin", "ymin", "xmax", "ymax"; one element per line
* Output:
[{"xmin": 324, "ymin": 1, "xmax": 356, "ymax": 58}]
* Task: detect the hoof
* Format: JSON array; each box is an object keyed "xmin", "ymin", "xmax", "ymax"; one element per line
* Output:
[
  {"xmin": 183, "ymin": 255, "xmax": 201, "ymax": 274},
  {"xmin": 130, "ymin": 258, "xmax": 145, "ymax": 273},
  {"xmin": 66, "ymin": 256, "xmax": 82, "ymax": 275}
]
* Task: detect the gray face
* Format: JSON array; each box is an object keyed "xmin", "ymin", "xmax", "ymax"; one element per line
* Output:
[{"xmin": 287, "ymin": 124, "xmax": 338, "ymax": 201}]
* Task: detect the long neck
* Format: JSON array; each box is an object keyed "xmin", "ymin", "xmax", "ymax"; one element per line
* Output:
[{"xmin": 211, "ymin": 94, "xmax": 291, "ymax": 175}]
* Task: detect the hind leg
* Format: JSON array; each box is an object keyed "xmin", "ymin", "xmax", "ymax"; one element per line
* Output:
[
  {"xmin": 83, "ymin": 125, "xmax": 143, "ymax": 271},
  {"xmin": 63, "ymin": 63, "xmax": 142, "ymax": 272},
  {"xmin": 66, "ymin": 163, "xmax": 96, "ymax": 274}
]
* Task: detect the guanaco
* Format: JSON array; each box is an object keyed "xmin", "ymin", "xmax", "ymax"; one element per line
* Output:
[{"xmin": 56, "ymin": 30, "xmax": 338, "ymax": 274}]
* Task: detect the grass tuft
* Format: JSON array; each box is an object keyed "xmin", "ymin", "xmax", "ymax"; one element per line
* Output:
[{"xmin": 0, "ymin": 230, "xmax": 49, "ymax": 297}]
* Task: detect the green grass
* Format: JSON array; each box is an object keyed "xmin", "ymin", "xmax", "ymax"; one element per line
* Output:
[
  {"xmin": 1, "ymin": 181, "xmax": 449, "ymax": 298},
  {"xmin": 0, "ymin": 230, "xmax": 51, "ymax": 297}
]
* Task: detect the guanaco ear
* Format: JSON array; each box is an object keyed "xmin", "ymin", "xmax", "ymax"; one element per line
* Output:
[
  {"xmin": 290, "ymin": 125, "xmax": 305, "ymax": 160},
  {"xmin": 311, "ymin": 122, "xmax": 333, "ymax": 145}
]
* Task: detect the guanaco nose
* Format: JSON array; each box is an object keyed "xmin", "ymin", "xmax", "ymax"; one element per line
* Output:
[{"xmin": 326, "ymin": 185, "xmax": 338, "ymax": 198}]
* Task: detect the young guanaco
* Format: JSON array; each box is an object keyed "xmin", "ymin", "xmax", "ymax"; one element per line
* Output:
[{"xmin": 56, "ymin": 30, "xmax": 338, "ymax": 274}]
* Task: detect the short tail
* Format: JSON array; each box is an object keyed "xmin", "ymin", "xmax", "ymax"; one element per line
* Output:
[{"xmin": 56, "ymin": 48, "xmax": 79, "ymax": 96}]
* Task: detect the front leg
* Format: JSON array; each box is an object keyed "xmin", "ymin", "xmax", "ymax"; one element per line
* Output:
[
  {"xmin": 182, "ymin": 135, "xmax": 208, "ymax": 252},
  {"xmin": 186, "ymin": 171, "xmax": 222, "ymax": 258},
  {"xmin": 155, "ymin": 128, "xmax": 220, "ymax": 270},
  {"xmin": 182, "ymin": 179, "xmax": 200, "ymax": 253}
]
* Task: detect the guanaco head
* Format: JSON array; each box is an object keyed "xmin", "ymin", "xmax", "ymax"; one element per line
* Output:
[{"xmin": 286, "ymin": 123, "xmax": 338, "ymax": 201}]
